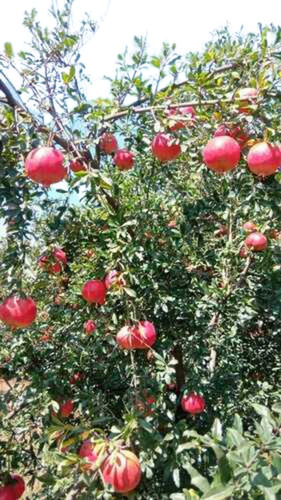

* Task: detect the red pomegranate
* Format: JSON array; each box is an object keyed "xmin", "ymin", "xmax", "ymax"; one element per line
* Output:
[
  {"xmin": 151, "ymin": 133, "xmax": 181, "ymax": 162},
  {"xmin": 243, "ymin": 221, "xmax": 257, "ymax": 233},
  {"xmin": 99, "ymin": 133, "xmax": 118, "ymax": 154},
  {"xmin": 50, "ymin": 262, "xmax": 62, "ymax": 274},
  {"xmin": 167, "ymin": 106, "xmax": 195, "ymax": 131},
  {"xmin": 69, "ymin": 372, "xmax": 84, "ymax": 385},
  {"xmin": 25, "ymin": 147, "xmax": 67, "ymax": 186},
  {"xmin": 0, "ymin": 296, "xmax": 37, "ymax": 329},
  {"xmin": 84, "ymin": 319, "xmax": 97, "ymax": 335},
  {"xmin": 237, "ymin": 87, "xmax": 258, "ymax": 113},
  {"xmin": 53, "ymin": 248, "xmax": 67, "ymax": 264},
  {"xmin": 202, "ymin": 136, "xmax": 240, "ymax": 173},
  {"xmin": 59, "ymin": 399, "xmax": 74, "ymax": 418},
  {"xmin": 38, "ymin": 255, "xmax": 49, "ymax": 269},
  {"xmin": 181, "ymin": 392, "xmax": 205, "ymax": 415},
  {"xmin": 116, "ymin": 321, "xmax": 156, "ymax": 350},
  {"xmin": 69, "ymin": 160, "xmax": 87, "ymax": 172},
  {"xmin": 0, "ymin": 474, "xmax": 25, "ymax": 499},
  {"xmin": 82, "ymin": 280, "xmax": 107, "ymax": 305},
  {"xmin": 101, "ymin": 449, "xmax": 141, "ymax": 493},
  {"xmin": 247, "ymin": 142, "xmax": 281, "ymax": 177},
  {"xmin": 113, "ymin": 149, "xmax": 134, "ymax": 170},
  {"xmin": 245, "ymin": 232, "xmax": 268, "ymax": 251}
]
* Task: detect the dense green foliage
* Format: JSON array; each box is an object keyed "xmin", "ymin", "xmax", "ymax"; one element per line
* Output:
[{"xmin": 0, "ymin": 1, "xmax": 281, "ymax": 498}]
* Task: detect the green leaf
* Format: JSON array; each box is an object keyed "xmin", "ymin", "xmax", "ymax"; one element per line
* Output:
[
  {"xmin": 124, "ymin": 287, "xmax": 137, "ymax": 298},
  {"xmin": 4, "ymin": 42, "xmax": 13, "ymax": 58},
  {"xmin": 183, "ymin": 463, "xmax": 210, "ymax": 493},
  {"xmin": 151, "ymin": 57, "xmax": 161, "ymax": 68},
  {"xmin": 62, "ymin": 65, "xmax": 75, "ymax": 84},
  {"xmin": 201, "ymin": 485, "xmax": 235, "ymax": 499}
]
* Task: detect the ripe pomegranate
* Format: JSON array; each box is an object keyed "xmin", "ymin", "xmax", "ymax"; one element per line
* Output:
[
  {"xmin": 0, "ymin": 475, "xmax": 25, "ymax": 499},
  {"xmin": 113, "ymin": 149, "xmax": 134, "ymax": 170},
  {"xmin": 38, "ymin": 255, "xmax": 49, "ymax": 269},
  {"xmin": 84, "ymin": 320, "xmax": 97, "ymax": 335},
  {"xmin": 243, "ymin": 221, "xmax": 257, "ymax": 233},
  {"xmin": 59, "ymin": 399, "xmax": 74, "ymax": 418},
  {"xmin": 202, "ymin": 136, "xmax": 240, "ymax": 173},
  {"xmin": 237, "ymin": 87, "xmax": 258, "ymax": 113},
  {"xmin": 181, "ymin": 392, "xmax": 205, "ymax": 415},
  {"xmin": 245, "ymin": 232, "xmax": 268, "ymax": 251},
  {"xmin": 101, "ymin": 449, "xmax": 141, "ymax": 493},
  {"xmin": 53, "ymin": 248, "xmax": 67, "ymax": 264},
  {"xmin": 82, "ymin": 280, "xmax": 107, "ymax": 305},
  {"xmin": 116, "ymin": 321, "xmax": 156, "ymax": 350},
  {"xmin": 247, "ymin": 142, "xmax": 281, "ymax": 177},
  {"xmin": 69, "ymin": 372, "xmax": 84, "ymax": 384},
  {"xmin": 50, "ymin": 262, "xmax": 62, "ymax": 274},
  {"xmin": 167, "ymin": 106, "xmax": 195, "ymax": 131},
  {"xmin": 0, "ymin": 296, "xmax": 37, "ymax": 329},
  {"xmin": 99, "ymin": 133, "xmax": 118, "ymax": 154},
  {"xmin": 151, "ymin": 133, "xmax": 181, "ymax": 162},
  {"xmin": 25, "ymin": 146, "xmax": 67, "ymax": 186},
  {"xmin": 69, "ymin": 160, "xmax": 87, "ymax": 172}
]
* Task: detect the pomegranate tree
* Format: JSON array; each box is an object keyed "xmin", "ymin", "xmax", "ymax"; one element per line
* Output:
[
  {"xmin": 181, "ymin": 392, "xmax": 206, "ymax": 415},
  {"xmin": 25, "ymin": 146, "xmax": 67, "ymax": 186},
  {"xmin": 245, "ymin": 232, "xmax": 268, "ymax": 251},
  {"xmin": 202, "ymin": 136, "xmax": 240, "ymax": 173},
  {"xmin": 151, "ymin": 133, "xmax": 181, "ymax": 162},
  {"xmin": 113, "ymin": 149, "xmax": 134, "ymax": 170},
  {"xmin": 82, "ymin": 280, "xmax": 107, "ymax": 305},
  {"xmin": 0, "ymin": 296, "xmax": 37, "ymax": 328},
  {"xmin": 247, "ymin": 142, "xmax": 281, "ymax": 176}
]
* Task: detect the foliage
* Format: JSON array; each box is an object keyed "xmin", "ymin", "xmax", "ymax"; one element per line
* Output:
[{"xmin": 0, "ymin": 2, "xmax": 281, "ymax": 498}]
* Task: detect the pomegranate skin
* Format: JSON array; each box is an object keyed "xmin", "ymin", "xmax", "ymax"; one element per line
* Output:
[
  {"xmin": 152, "ymin": 133, "xmax": 181, "ymax": 162},
  {"xmin": 203, "ymin": 136, "xmax": 240, "ymax": 173},
  {"xmin": 245, "ymin": 232, "xmax": 268, "ymax": 251},
  {"xmin": 237, "ymin": 87, "xmax": 258, "ymax": 113},
  {"xmin": 25, "ymin": 147, "xmax": 67, "ymax": 186},
  {"xmin": 114, "ymin": 149, "xmax": 134, "ymax": 170},
  {"xmin": 181, "ymin": 392, "xmax": 205, "ymax": 415},
  {"xmin": 0, "ymin": 296, "xmax": 37, "ymax": 329},
  {"xmin": 84, "ymin": 319, "xmax": 97, "ymax": 334},
  {"xmin": 247, "ymin": 142, "xmax": 281, "ymax": 177},
  {"xmin": 0, "ymin": 475, "xmax": 25, "ymax": 499},
  {"xmin": 167, "ymin": 106, "xmax": 195, "ymax": 131},
  {"xmin": 82, "ymin": 280, "xmax": 107, "ymax": 305},
  {"xmin": 101, "ymin": 449, "xmax": 141, "ymax": 493},
  {"xmin": 69, "ymin": 160, "xmax": 87, "ymax": 172},
  {"xmin": 99, "ymin": 133, "xmax": 118, "ymax": 154}
]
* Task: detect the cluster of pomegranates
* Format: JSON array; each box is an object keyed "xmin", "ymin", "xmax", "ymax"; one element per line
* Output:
[{"xmin": 38, "ymin": 247, "xmax": 67, "ymax": 274}]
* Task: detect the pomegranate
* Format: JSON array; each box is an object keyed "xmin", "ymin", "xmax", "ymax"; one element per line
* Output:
[
  {"xmin": 181, "ymin": 392, "xmax": 205, "ymax": 415},
  {"xmin": 167, "ymin": 106, "xmax": 195, "ymax": 131},
  {"xmin": 151, "ymin": 133, "xmax": 181, "ymax": 162},
  {"xmin": 25, "ymin": 146, "xmax": 67, "ymax": 186},
  {"xmin": 84, "ymin": 320, "xmax": 97, "ymax": 335},
  {"xmin": 53, "ymin": 248, "xmax": 67, "ymax": 264},
  {"xmin": 82, "ymin": 280, "xmax": 107, "ymax": 305},
  {"xmin": 247, "ymin": 142, "xmax": 281, "ymax": 177},
  {"xmin": 113, "ymin": 149, "xmax": 134, "ymax": 170},
  {"xmin": 69, "ymin": 372, "xmax": 84, "ymax": 384},
  {"xmin": 50, "ymin": 262, "xmax": 62, "ymax": 274},
  {"xmin": 237, "ymin": 87, "xmax": 258, "ymax": 113},
  {"xmin": 245, "ymin": 232, "xmax": 268, "ymax": 251},
  {"xmin": 243, "ymin": 221, "xmax": 257, "ymax": 233},
  {"xmin": 0, "ymin": 475, "xmax": 25, "ymax": 499},
  {"xmin": 202, "ymin": 136, "xmax": 240, "ymax": 173},
  {"xmin": 214, "ymin": 125, "xmax": 249, "ymax": 148},
  {"xmin": 101, "ymin": 449, "xmax": 141, "ymax": 493},
  {"xmin": 59, "ymin": 399, "xmax": 74, "ymax": 418},
  {"xmin": 38, "ymin": 255, "xmax": 49, "ymax": 269},
  {"xmin": 0, "ymin": 296, "xmax": 37, "ymax": 329},
  {"xmin": 116, "ymin": 321, "xmax": 156, "ymax": 350},
  {"xmin": 69, "ymin": 160, "xmax": 87, "ymax": 172},
  {"xmin": 99, "ymin": 133, "xmax": 118, "ymax": 154}
]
